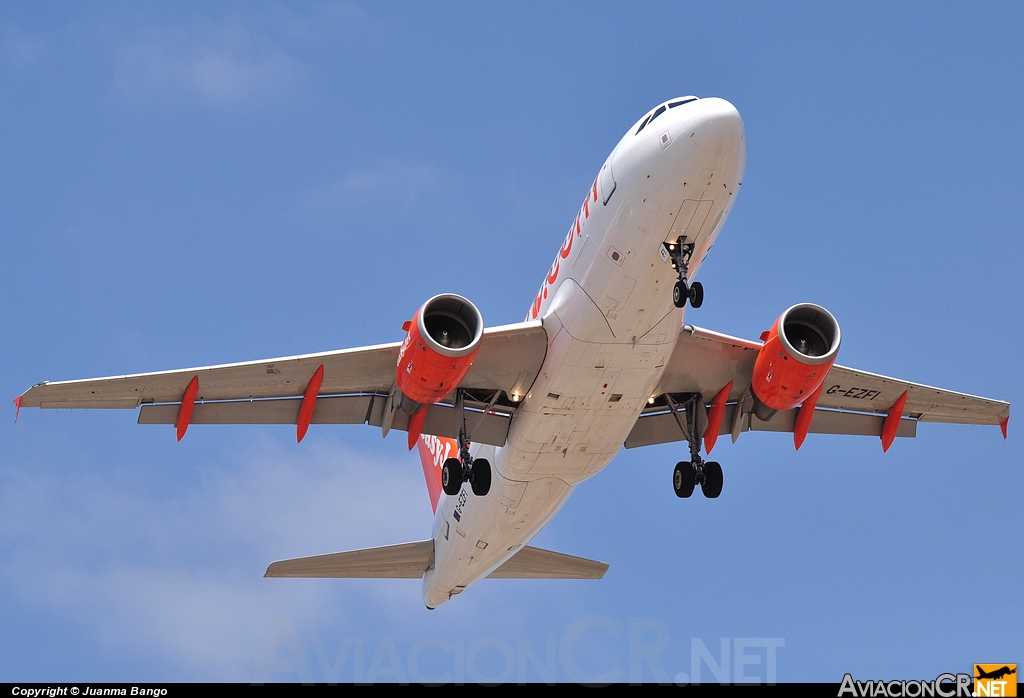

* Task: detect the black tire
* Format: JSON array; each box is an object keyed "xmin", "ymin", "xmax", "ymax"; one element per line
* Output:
[
  {"xmin": 442, "ymin": 457, "xmax": 463, "ymax": 496},
  {"xmin": 470, "ymin": 458, "xmax": 491, "ymax": 496},
  {"xmin": 701, "ymin": 461, "xmax": 723, "ymax": 498},
  {"xmin": 673, "ymin": 280, "xmax": 688, "ymax": 308},
  {"xmin": 673, "ymin": 461, "xmax": 696, "ymax": 498},
  {"xmin": 689, "ymin": 281, "xmax": 704, "ymax": 309}
]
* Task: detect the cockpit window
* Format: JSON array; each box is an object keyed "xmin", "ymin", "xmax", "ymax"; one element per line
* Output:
[
  {"xmin": 635, "ymin": 98, "xmax": 699, "ymax": 136},
  {"xmin": 637, "ymin": 105, "xmax": 667, "ymax": 135}
]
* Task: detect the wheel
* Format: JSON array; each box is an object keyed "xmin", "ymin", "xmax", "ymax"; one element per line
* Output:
[
  {"xmin": 701, "ymin": 461, "xmax": 723, "ymax": 498},
  {"xmin": 470, "ymin": 458, "xmax": 491, "ymax": 496},
  {"xmin": 689, "ymin": 281, "xmax": 704, "ymax": 309},
  {"xmin": 673, "ymin": 280, "xmax": 688, "ymax": 308},
  {"xmin": 442, "ymin": 457, "xmax": 463, "ymax": 496},
  {"xmin": 673, "ymin": 461, "xmax": 696, "ymax": 498}
]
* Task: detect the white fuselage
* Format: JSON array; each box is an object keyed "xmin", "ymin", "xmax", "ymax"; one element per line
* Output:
[{"xmin": 422, "ymin": 97, "xmax": 746, "ymax": 608}]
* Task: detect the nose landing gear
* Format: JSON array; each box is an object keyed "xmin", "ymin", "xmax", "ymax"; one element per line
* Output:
[
  {"xmin": 663, "ymin": 237, "xmax": 703, "ymax": 309},
  {"xmin": 665, "ymin": 393, "xmax": 724, "ymax": 499},
  {"xmin": 672, "ymin": 280, "xmax": 704, "ymax": 310}
]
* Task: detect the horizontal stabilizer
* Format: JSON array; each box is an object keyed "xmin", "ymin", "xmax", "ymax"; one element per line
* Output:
[
  {"xmin": 265, "ymin": 540, "xmax": 434, "ymax": 579},
  {"xmin": 264, "ymin": 541, "xmax": 608, "ymax": 580},
  {"xmin": 487, "ymin": 546, "xmax": 608, "ymax": 579}
]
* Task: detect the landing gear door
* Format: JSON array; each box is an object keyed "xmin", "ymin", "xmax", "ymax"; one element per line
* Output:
[
  {"xmin": 599, "ymin": 155, "xmax": 616, "ymax": 206},
  {"xmin": 666, "ymin": 199, "xmax": 713, "ymax": 243}
]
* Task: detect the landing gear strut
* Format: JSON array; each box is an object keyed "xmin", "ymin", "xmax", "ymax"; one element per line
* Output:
[
  {"xmin": 441, "ymin": 390, "xmax": 491, "ymax": 497},
  {"xmin": 666, "ymin": 393, "xmax": 723, "ymax": 499},
  {"xmin": 663, "ymin": 237, "xmax": 703, "ymax": 309}
]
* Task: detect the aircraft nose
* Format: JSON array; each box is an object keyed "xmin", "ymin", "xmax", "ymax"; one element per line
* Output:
[{"xmin": 688, "ymin": 98, "xmax": 744, "ymax": 153}]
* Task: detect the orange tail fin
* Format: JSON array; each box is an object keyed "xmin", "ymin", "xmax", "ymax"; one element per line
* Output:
[{"xmin": 415, "ymin": 434, "xmax": 459, "ymax": 513}]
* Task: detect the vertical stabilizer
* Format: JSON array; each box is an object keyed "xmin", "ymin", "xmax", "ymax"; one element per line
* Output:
[{"xmin": 415, "ymin": 434, "xmax": 458, "ymax": 513}]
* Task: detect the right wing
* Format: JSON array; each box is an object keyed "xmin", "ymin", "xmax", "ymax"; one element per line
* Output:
[
  {"xmin": 16, "ymin": 321, "xmax": 549, "ymax": 446},
  {"xmin": 626, "ymin": 325, "xmax": 1009, "ymax": 449}
]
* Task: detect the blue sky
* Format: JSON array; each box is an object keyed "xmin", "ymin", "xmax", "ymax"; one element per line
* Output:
[{"xmin": 2, "ymin": 2, "xmax": 1021, "ymax": 683}]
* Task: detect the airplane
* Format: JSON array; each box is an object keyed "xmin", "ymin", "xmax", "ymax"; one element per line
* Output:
[
  {"xmin": 15, "ymin": 96, "xmax": 1010, "ymax": 609},
  {"xmin": 975, "ymin": 666, "xmax": 1016, "ymax": 681}
]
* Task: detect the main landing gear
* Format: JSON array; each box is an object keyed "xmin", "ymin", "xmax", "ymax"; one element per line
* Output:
[
  {"xmin": 665, "ymin": 393, "xmax": 724, "ymax": 499},
  {"xmin": 441, "ymin": 389, "xmax": 492, "ymax": 497},
  {"xmin": 673, "ymin": 460, "xmax": 722, "ymax": 499},
  {"xmin": 663, "ymin": 237, "xmax": 703, "ymax": 309},
  {"xmin": 442, "ymin": 456, "xmax": 491, "ymax": 497}
]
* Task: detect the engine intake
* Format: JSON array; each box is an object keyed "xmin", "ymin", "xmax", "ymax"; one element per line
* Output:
[
  {"xmin": 396, "ymin": 294, "xmax": 484, "ymax": 407},
  {"xmin": 419, "ymin": 294, "xmax": 483, "ymax": 358},
  {"xmin": 751, "ymin": 303, "xmax": 841, "ymax": 421}
]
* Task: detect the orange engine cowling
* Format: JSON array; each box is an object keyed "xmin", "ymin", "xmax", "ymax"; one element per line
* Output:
[
  {"xmin": 750, "ymin": 303, "xmax": 841, "ymax": 421},
  {"xmin": 396, "ymin": 293, "xmax": 484, "ymax": 407}
]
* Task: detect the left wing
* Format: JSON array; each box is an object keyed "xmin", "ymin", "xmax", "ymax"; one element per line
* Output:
[
  {"xmin": 625, "ymin": 325, "xmax": 1009, "ymax": 449},
  {"xmin": 16, "ymin": 321, "xmax": 549, "ymax": 446}
]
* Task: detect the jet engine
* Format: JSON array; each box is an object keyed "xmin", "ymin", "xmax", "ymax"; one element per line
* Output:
[
  {"xmin": 395, "ymin": 293, "xmax": 483, "ymax": 411},
  {"xmin": 750, "ymin": 303, "xmax": 841, "ymax": 421}
]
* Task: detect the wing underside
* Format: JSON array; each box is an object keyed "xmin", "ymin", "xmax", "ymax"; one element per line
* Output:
[
  {"xmin": 626, "ymin": 325, "xmax": 1009, "ymax": 449},
  {"xmin": 16, "ymin": 321, "xmax": 549, "ymax": 446},
  {"xmin": 16, "ymin": 319, "xmax": 1008, "ymax": 448},
  {"xmin": 136, "ymin": 393, "xmax": 514, "ymax": 447}
]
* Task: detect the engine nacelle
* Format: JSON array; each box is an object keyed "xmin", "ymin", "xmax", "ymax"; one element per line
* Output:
[
  {"xmin": 750, "ymin": 303, "xmax": 841, "ymax": 421},
  {"xmin": 396, "ymin": 293, "xmax": 484, "ymax": 407}
]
